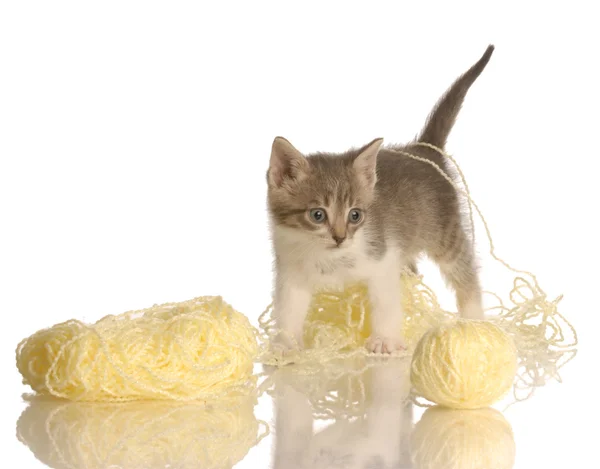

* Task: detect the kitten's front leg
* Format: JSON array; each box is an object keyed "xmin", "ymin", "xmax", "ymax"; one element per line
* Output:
[
  {"xmin": 272, "ymin": 272, "xmax": 312, "ymax": 351},
  {"xmin": 272, "ymin": 379, "xmax": 314, "ymax": 469},
  {"xmin": 366, "ymin": 265, "xmax": 406, "ymax": 354},
  {"xmin": 363, "ymin": 362, "xmax": 413, "ymax": 466}
]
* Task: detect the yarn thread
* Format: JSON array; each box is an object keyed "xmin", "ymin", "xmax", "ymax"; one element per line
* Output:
[
  {"xmin": 257, "ymin": 273, "xmax": 452, "ymax": 367},
  {"xmin": 14, "ymin": 144, "xmax": 578, "ymax": 410},
  {"xmin": 257, "ymin": 143, "xmax": 577, "ymax": 407},
  {"xmin": 16, "ymin": 296, "xmax": 258, "ymax": 402}
]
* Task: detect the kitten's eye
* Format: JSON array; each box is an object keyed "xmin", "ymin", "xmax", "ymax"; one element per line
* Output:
[
  {"xmin": 348, "ymin": 209, "xmax": 363, "ymax": 224},
  {"xmin": 309, "ymin": 208, "xmax": 327, "ymax": 224}
]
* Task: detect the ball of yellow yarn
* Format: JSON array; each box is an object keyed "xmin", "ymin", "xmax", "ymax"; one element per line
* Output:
[
  {"xmin": 410, "ymin": 320, "xmax": 517, "ymax": 409},
  {"xmin": 302, "ymin": 273, "xmax": 452, "ymax": 351},
  {"xmin": 411, "ymin": 406, "xmax": 516, "ymax": 469},
  {"xmin": 17, "ymin": 396, "xmax": 265, "ymax": 469},
  {"xmin": 16, "ymin": 296, "xmax": 258, "ymax": 401}
]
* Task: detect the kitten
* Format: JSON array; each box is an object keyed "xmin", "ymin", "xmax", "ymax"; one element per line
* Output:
[{"xmin": 267, "ymin": 45, "xmax": 494, "ymax": 353}]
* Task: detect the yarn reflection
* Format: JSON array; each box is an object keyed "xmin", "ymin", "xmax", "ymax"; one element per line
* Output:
[
  {"xmin": 411, "ymin": 406, "xmax": 516, "ymax": 469},
  {"xmin": 270, "ymin": 358, "xmax": 516, "ymax": 469},
  {"xmin": 17, "ymin": 395, "xmax": 265, "ymax": 469},
  {"xmin": 270, "ymin": 358, "xmax": 414, "ymax": 469}
]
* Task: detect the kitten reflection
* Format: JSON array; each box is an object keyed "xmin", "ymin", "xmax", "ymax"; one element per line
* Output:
[
  {"xmin": 271, "ymin": 359, "xmax": 414, "ymax": 469},
  {"xmin": 17, "ymin": 395, "xmax": 263, "ymax": 469},
  {"xmin": 411, "ymin": 407, "xmax": 516, "ymax": 469}
]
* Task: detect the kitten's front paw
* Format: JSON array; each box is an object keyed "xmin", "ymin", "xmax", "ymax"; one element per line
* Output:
[
  {"xmin": 265, "ymin": 342, "xmax": 296, "ymax": 366},
  {"xmin": 366, "ymin": 336, "xmax": 406, "ymax": 354},
  {"xmin": 269, "ymin": 331, "xmax": 305, "ymax": 364},
  {"xmin": 272, "ymin": 330, "xmax": 304, "ymax": 352}
]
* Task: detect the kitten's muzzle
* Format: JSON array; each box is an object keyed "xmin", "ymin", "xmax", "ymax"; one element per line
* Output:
[{"xmin": 332, "ymin": 235, "xmax": 346, "ymax": 246}]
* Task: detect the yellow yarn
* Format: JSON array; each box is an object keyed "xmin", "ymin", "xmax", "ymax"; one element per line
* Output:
[
  {"xmin": 17, "ymin": 395, "xmax": 268, "ymax": 469},
  {"xmin": 14, "ymin": 144, "xmax": 578, "ymax": 410},
  {"xmin": 16, "ymin": 296, "xmax": 258, "ymax": 401},
  {"xmin": 275, "ymin": 357, "xmax": 412, "ymax": 420},
  {"xmin": 258, "ymin": 273, "xmax": 452, "ymax": 366},
  {"xmin": 263, "ymin": 357, "xmax": 377, "ymax": 420},
  {"xmin": 410, "ymin": 320, "xmax": 518, "ymax": 409},
  {"xmin": 492, "ymin": 277, "xmax": 578, "ymax": 403},
  {"xmin": 305, "ymin": 274, "xmax": 452, "ymax": 350},
  {"xmin": 258, "ymin": 143, "xmax": 578, "ymax": 411},
  {"xmin": 411, "ymin": 406, "xmax": 516, "ymax": 469}
]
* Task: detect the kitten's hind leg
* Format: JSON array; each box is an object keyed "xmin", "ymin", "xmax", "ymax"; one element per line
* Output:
[{"xmin": 434, "ymin": 230, "xmax": 484, "ymax": 319}]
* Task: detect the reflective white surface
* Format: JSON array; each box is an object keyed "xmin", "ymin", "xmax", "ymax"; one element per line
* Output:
[
  {"xmin": 2, "ymin": 1, "xmax": 599, "ymax": 468},
  {"xmin": 11, "ymin": 353, "xmax": 595, "ymax": 468}
]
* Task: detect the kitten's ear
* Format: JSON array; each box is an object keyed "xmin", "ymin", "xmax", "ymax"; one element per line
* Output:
[
  {"xmin": 268, "ymin": 137, "xmax": 309, "ymax": 188},
  {"xmin": 353, "ymin": 138, "xmax": 383, "ymax": 189}
]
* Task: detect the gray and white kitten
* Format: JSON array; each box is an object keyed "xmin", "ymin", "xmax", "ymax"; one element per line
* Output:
[{"xmin": 267, "ymin": 45, "xmax": 494, "ymax": 353}]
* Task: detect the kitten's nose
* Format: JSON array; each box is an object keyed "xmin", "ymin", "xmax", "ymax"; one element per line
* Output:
[{"xmin": 332, "ymin": 235, "xmax": 346, "ymax": 246}]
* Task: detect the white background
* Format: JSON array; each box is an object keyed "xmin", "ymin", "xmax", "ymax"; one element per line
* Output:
[{"xmin": 1, "ymin": 1, "xmax": 598, "ymax": 467}]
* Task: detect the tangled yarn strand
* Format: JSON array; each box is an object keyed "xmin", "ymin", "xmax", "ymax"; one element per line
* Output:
[
  {"xmin": 256, "ymin": 143, "xmax": 578, "ymax": 408},
  {"xmin": 407, "ymin": 143, "xmax": 543, "ymax": 292},
  {"xmin": 406, "ymin": 143, "xmax": 578, "ymax": 402}
]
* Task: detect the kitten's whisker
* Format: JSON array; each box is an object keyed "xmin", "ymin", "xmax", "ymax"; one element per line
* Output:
[
  {"xmin": 289, "ymin": 242, "xmax": 317, "ymax": 264},
  {"xmin": 284, "ymin": 240, "xmax": 314, "ymax": 260}
]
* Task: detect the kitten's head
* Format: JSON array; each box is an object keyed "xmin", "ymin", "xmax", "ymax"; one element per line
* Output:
[{"xmin": 266, "ymin": 137, "xmax": 383, "ymax": 249}]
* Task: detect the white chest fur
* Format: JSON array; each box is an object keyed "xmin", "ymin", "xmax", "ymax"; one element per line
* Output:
[
  {"xmin": 273, "ymin": 226, "xmax": 399, "ymax": 291},
  {"xmin": 271, "ymin": 225, "xmax": 406, "ymax": 352}
]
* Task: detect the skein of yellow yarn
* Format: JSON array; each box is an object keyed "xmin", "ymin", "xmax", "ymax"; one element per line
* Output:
[
  {"xmin": 16, "ymin": 296, "xmax": 258, "ymax": 401},
  {"xmin": 17, "ymin": 395, "xmax": 268, "ymax": 469},
  {"xmin": 410, "ymin": 320, "xmax": 518, "ymax": 409},
  {"xmin": 411, "ymin": 406, "xmax": 516, "ymax": 469}
]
